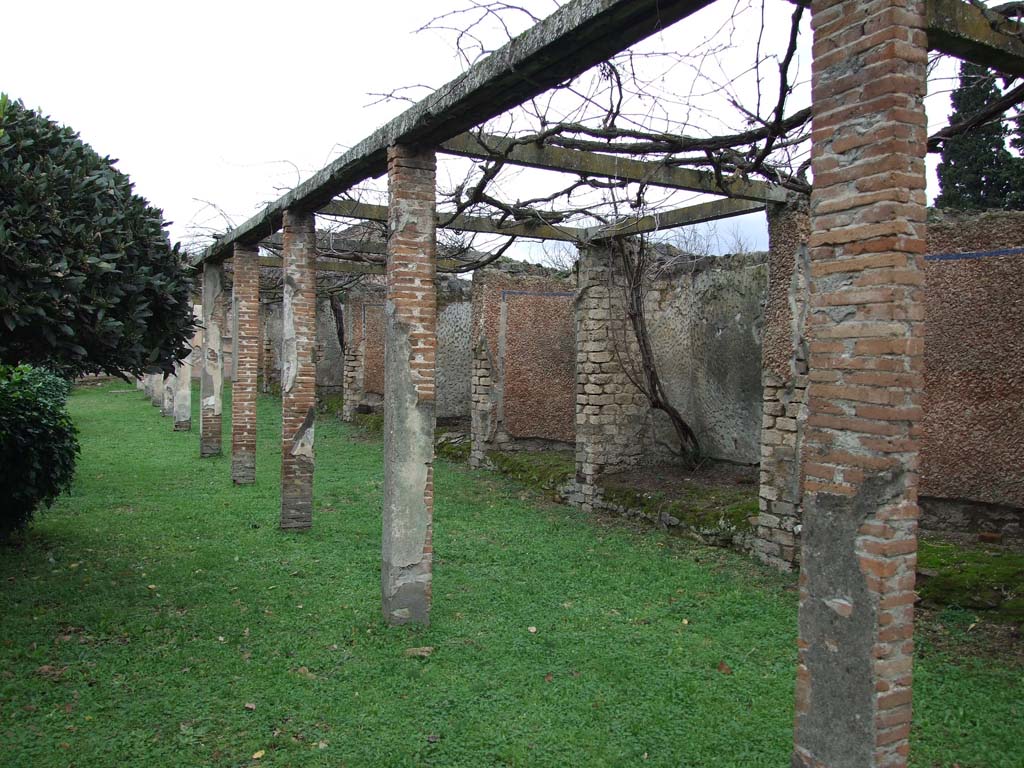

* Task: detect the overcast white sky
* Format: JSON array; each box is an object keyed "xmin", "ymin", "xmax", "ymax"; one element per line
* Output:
[{"xmin": 4, "ymin": 1, "xmax": 956, "ymax": 259}]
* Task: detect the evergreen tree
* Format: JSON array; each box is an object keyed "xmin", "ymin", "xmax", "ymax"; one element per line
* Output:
[{"xmin": 936, "ymin": 62, "xmax": 1024, "ymax": 210}]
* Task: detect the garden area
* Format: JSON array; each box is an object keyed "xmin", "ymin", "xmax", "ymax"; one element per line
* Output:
[{"xmin": 1, "ymin": 383, "xmax": 1021, "ymax": 767}]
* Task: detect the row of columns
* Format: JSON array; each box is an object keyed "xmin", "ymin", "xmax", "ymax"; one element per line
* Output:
[
  {"xmin": 165, "ymin": 1, "xmax": 929, "ymax": 753},
  {"xmin": 186, "ymin": 144, "xmax": 436, "ymax": 627}
]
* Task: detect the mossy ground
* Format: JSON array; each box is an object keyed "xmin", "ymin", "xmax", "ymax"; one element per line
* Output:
[
  {"xmin": 485, "ymin": 449, "xmax": 575, "ymax": 498},
  {"xmin": 0, "ymin": 384, "xmax": 1020, "ymax": 766},
  {"xmin": 918, "ymin": 539, "xmax": 1024, "ymax": 623}
]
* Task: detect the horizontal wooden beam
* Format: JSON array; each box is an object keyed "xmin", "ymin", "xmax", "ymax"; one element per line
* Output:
[
  {"xmin": 258, "ymin": 256, "xmax": 383, "ymax": 275},
  {"xmin": 586, "ymin": 197, "xmax": 765, "ymax": 239},
  {"xmin": 198, "ymin": 0, "xmax": 714, "ymax": 264},
  {"xmin": 321, "ymin": 199, "xmax": 588, "ymax": 242},
  {"xmin": 441, "ymin": 132, "xmax": 788, "ymax": 202},
  {"xmin": 927, "ymin": 0, "xmax": 1024, "ymax": 76},
  {"xmin": 261, "ymin": 233, "xmax": 386, "ymax": 255}
]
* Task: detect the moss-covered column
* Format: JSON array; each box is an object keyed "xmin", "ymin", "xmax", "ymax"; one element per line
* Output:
[
  {"xmin": 231, "ymin": 243, "xmax": 260, "ymax": 484},
  {"xmin": 200, "ymin": 262, "xmax": 224, "ymax": 457},
  {"xmin": 382, "ymin": 144, "xmax": 436, "ymax": 626},
  {"xmin": 280, "ymin": 210, "xmax": 317, "ymax": 530}
]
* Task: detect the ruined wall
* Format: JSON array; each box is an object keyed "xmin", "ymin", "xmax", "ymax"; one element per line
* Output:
[
  {"xmin": 469, "ymin": 268, "xmax": 575, "ymax": 463},
  {"xmin": 340, "ymin": 278, "xmax": 470, "ymax": 420},
  {"xmin": 756, "ymin": 205, "xmax": 1024, "ymax": 566},
  {"xmin": 646, "ymin": 252, "xmax": 767, "ymax": 464},
  {"xmin": 261, "ymin": 299, "xmax": 342, "ymax": 395},
  {"xmin": 922, "ymin": 210, "xmax": 1024, "ymax": 512}
]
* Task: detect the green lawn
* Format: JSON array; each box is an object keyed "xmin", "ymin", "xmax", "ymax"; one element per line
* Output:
[{"xmin": 0, "ymin": 383, "xmax": 1020, "ymax": 767}]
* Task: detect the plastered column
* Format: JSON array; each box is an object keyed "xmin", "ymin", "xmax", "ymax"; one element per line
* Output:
[
  {"xmin": 279, "ymin": 210, "xmax": 317, "ymax": 530},
  {"xmin": 382, "ymin": 144, "xmax": 436, "ymax": 626},
  {"xmin": 232, "ymin": 243, "xmax": 260, "ymax": 484},
  {"xmin": 162, "ymin": 373, "xmax": 175, "ymax": 417},
  {"xmin": 173, "ymin": 347, "xmax": 194, "ymax": 431},
  {"xmin": 794, "ymin": 2, "xmax": 927, "ymax": 766},
  {"xmin": 200, "ymin": 262, "xmax": 224, "ymax": 457},
  {"xmin": 149, "ymin": 372, "xmax": 163, "ymax": 407}
]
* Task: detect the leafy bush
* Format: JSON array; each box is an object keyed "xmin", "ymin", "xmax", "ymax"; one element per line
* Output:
[
  {"xmin": 0, "ymin": 365, "xmax": 79, "ymax": 537},
  {"xmin": 0, "ymin": 97, "xmax": 195, "ymax": 377}
]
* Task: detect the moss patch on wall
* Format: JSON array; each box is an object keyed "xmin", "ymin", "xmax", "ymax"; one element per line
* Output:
[
  {"xmin": 600, "ymin": 473, "xmax": 757, "ymax": 547},
  {"xmin": 317, "ymin": 393, "xmax": 345, "ymax": 416},
  {"xmin": 352, "ymin": 412, "xmax": 384, "ymax": 435},
  {"xmin": 485, "ymin": 449, "xmax": 575, "ymax": 499},
  {"xmin": 917, "ymin": 540, "xmax": 1024, "ymax": 622}
]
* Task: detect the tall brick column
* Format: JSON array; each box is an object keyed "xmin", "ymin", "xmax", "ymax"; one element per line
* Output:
[
  {"xmin": 280, "ymin": 210, "xmax": 317, "ymax": 530},
  {"xmin": 232, "ymin": 243, "xmax": 260, "ymax": 484},
  {"xmin": 381, "ymin": 144, "xmax": 436, "ymax": 626},
  {"xmin": 200, "ymin": 262, "xmax": 224, "ymax": 457},
  {"xmin": 794, "ymin": 2, "xmax": 927, "ymax": 766}
]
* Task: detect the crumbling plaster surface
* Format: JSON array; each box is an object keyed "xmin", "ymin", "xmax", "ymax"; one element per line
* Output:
[{"xmin": 647, "ymin": 252, "xmax": 767, "ymax": 465}]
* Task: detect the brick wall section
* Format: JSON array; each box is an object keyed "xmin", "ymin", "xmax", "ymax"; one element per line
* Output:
[
  {"xmin": 200, "ymin": 262, "xmax": 224, "ymax": 458},
  {"xmin": 381, "ymin": 144, "xmax": 436, "ymax": 626},
  {"xmin": 756, "ymin": 198, "xmax": 811, "ymax": 570},
  {"xmin": 280, "ymin": 210, "xmax": 317, "ymax": 530},
  {"xmin": 922, "ymin": 210, "xmax": 1024, "ymax": 509},
  {"xmin": 341, "ymin": 309, "xmax": 366, "ymax": 421},
  {"xmin": 468, "ymin": 269, "xmax": 575, "ymax": 460},
  {"xmin": 340, "ymin": 293, "xmax": 385, "ymax": 420},
  {"xmin": 572, "ymin": 239, "xmax": 652, "ymax": 512},
  {"xmin": 231, "ymin": 243, "xmax": 260, "ymax": 484},
  {"xmin": 793, "ymin": 3, "xmax": 927, "ymax": 767}
]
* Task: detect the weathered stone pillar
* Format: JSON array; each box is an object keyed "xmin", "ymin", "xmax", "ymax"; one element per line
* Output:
[
  {"xmin": 149, "ymin": 372, "xmax": 163, "ymax": 407},
  {"xmin": 341, "ymin": 297, "xmax": 366, "ymax": 422},
  {"xmin": 200, "ymin": 262, "xmax": 224, "ymax": 457},
  {"xmin": 280, "ymin": 210, "xmax": 317, "ymax": 530},
  {"xmin": 572, "ymin": 238, "xmax": 649, "ymax": 512},
  {"xmin": 756, "ymin": 196, "xmax": 811, "ymax": 571},
  {"xmin": 173, "ymin": 349, "xmax": 193, "ymax": 432},
  {"xmin": 794, "ymin": 2, "xmax": 927, "ymax": 766},
  {"xmin": 232, "ymin": 243, "xmax": 260, "ymax": 484},
  {"xmin": 162, "ymin": 373, "xmax": 175, "ymax": 417},
  {"xmin": 381, "ymin": 144, "xmax": 436, "ymax": 625},
  {"xmin": 468, "ymin": 335, "xmax": 494, "ymax": 468}
]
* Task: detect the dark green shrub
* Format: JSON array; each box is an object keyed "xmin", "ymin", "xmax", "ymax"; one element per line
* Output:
[
  {"xmin": 0, "ymin": 365, "xmax": 79, "ymax": 537},
  {"xmin": 0, "ymin": 97, "xmax": 196, "ymax": 377}
]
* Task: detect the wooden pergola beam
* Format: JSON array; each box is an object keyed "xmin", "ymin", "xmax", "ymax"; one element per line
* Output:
[
  {"xmin": 586, "ymin": 197, "xmax": 766, "ymax": 239},
  {"xmin": 198, "ymin": 0, "xmax": 714, "ymax": 264},
  {"xmin": 321, "ymin": 199, "xmax": 588, "ymax": 242},
  {"xmin": 323, "ymin": 196, "xmax": 764, "ymax": 243},
  {"xmin": 927, "ymin": 0, "xmax": 1024, "ymax": 76},
  {"xmin": 441, "ymin": 132, "xmax": 788, "ymax": 203},
  {"xmin": 258, "ymin": 256, "xmax": 384, "ymax": 275}
]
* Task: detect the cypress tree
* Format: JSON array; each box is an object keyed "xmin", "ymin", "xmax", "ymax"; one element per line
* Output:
[{"xmin": 936, "ymin": 62, "xmax": 1024, "ymax": 210}]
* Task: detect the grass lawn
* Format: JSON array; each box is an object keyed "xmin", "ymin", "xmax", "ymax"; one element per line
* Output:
[{"xmin": 1, "ymin": 382, "xmax": 1021, "ymax": 767}]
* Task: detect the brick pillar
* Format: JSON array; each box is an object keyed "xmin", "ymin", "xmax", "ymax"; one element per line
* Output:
[
  {"xmin": 468, "ymin": 335, "xmax": 494, "ymax": 468},
  {"xmin": 341, "ymin": 298, "xmax": 366, "ymax": 422},
  {"xmin": 173, "ymin": 341, "xmax": 195, "ymax": 432},
  {"xmin": 382, "ymin": 144, "xmax": 436, "ymax": 626},
  {"xmin": 162, "ymin": 372, "xmax": 175, "ymax": 417},
  {"xmin": 573, "ymin": 238, "xmax": 649, "ymax": 512},
  {"xmin": 231, "ymin": 243, "xmax": 260, "ymax": 484},
  {"xmin": 200, "ymin": 262, "xmax": 224, "ymax": 457},
  {"xmin": 280, "ymin": 210, "xmax": 317, "ymax": 530},
  {"xmin": 793, "ymin": 2, "xmax": 927, "ymax": 766},
  {"xmin": 756, "ymin": 196, "xmax": 811, "ymax": 571}
]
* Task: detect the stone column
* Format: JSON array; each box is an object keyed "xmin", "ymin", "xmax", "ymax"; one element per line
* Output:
[
  {"xmin": 573, "ymin": 238, "xmax": 649, "ymax": 512},
  {"xmin": 200, "ymin": 262, "xmax": 224, "ymax": 457},
  {"xmin": 468, "ymin": 335, "xmax": 493, "ymax": 468},
  {"xmin": 280, "ymin": 210, "xmax": 317, "ymax": 530},
  {"xmin": 162, "ymin": 372, "xmax": 175, "ymax": 417},
  {"xmin": 381, "ymin": 144, "xmax": 436, "ymax": 626},
  {"xmin": 756, "ymin": 196, "xmax": 811, "ymax": 571},
  {"xmin": 149, "ymin": 373, "xmax": 163, "ymax": 407},
  {"xmin": 341, "ymin": 298, "xmax": 366, "ymax": 422},
  {"xmin": 173, "ymin": 349, "xmax": 194, "ymax": 431},
  {"xmin": 232, "ymin": 243, "xmax": 260, "ymax": 484},
  {"xmin": 794, "ymin": 2, "xmax": 927, "ymax": 766}
]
